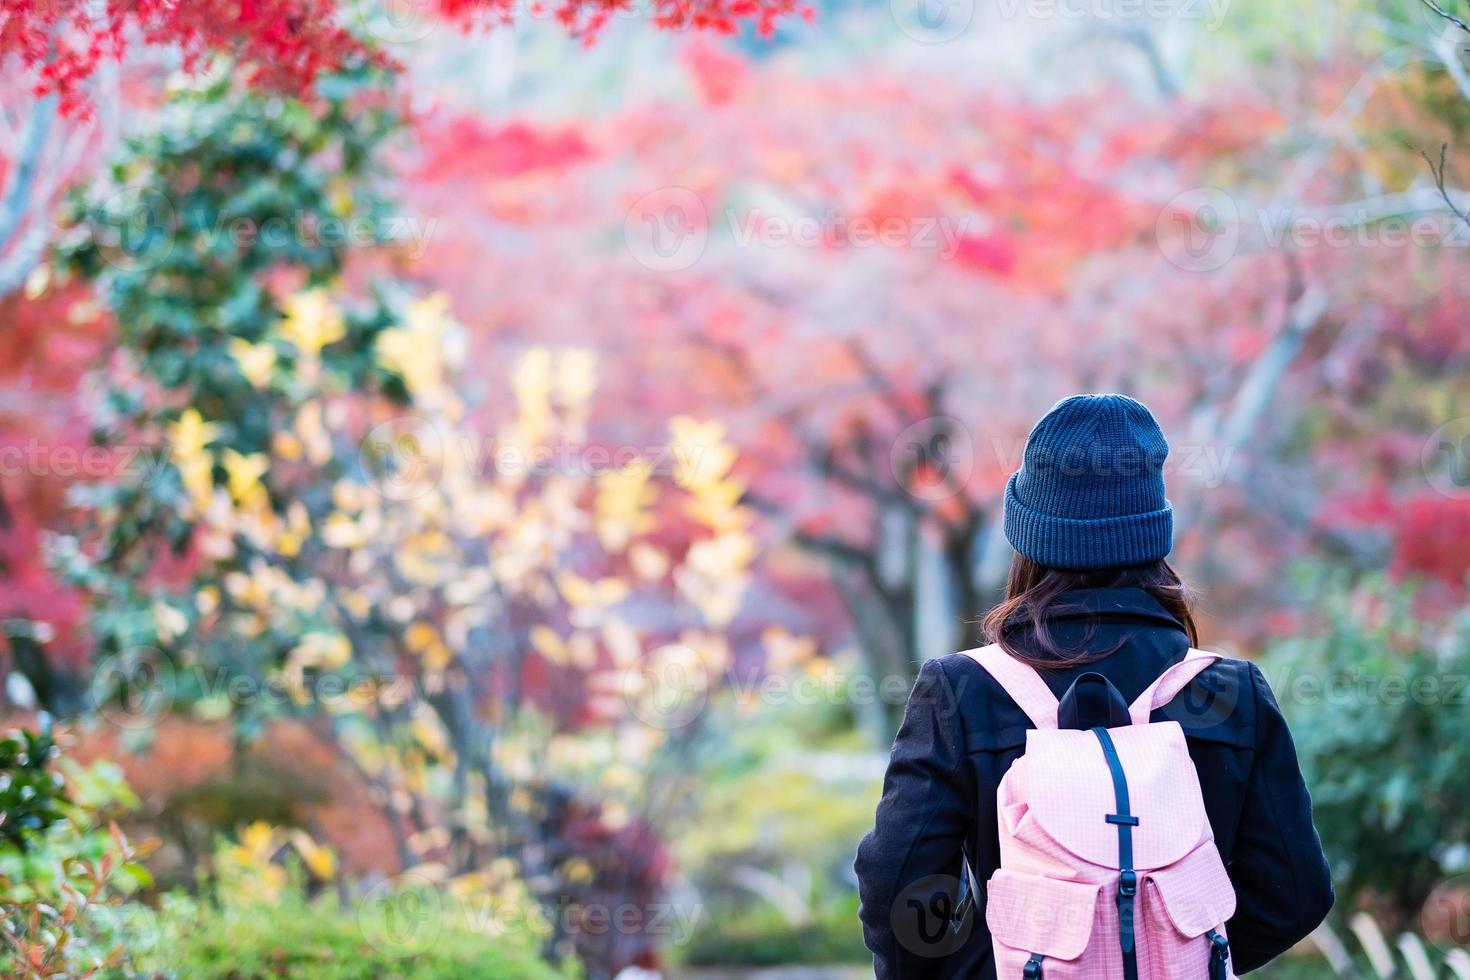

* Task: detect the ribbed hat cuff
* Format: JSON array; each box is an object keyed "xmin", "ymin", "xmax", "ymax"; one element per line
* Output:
[{"xmin": 1003, "ymin": 474, "xmax": 1174, "ymax": 570}]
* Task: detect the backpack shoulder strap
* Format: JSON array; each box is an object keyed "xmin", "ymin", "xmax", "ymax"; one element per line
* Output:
[
  {"xmin": 1128, "ymin": 648, "xmax": 1220, "ymax": 725},
  {"xmin": 962, "ymin": 644, "xmax": 1058, "ymax": 730}
]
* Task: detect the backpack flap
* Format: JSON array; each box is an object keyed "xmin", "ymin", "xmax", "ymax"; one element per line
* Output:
[
  {"xmin": 985, "ymin": 869, "xmax": 1100, "ymax": 961},
  {"xmin": 1020, "ymin": 723, "xmax": 1209, "ymax": 872},
  {"xmin": 1144, "ymin": 841, "xmax": 1238, "ymax": 938}
]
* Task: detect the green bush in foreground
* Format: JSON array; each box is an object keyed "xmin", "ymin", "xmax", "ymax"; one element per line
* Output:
[
  {"xmin": 129, "ymin": 886, "xmax": 578, "ymax": 980},
  {"xmin": 1262, "ymin": 572, "xmax": 1470, "ymax": 927},
  {"xmin": 677, "ymin": 891, "xmax": 867, "ymax": 968}
]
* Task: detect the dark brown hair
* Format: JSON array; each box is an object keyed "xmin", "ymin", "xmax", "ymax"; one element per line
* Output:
[{"xmin": 982, "ymin": 555, "xmax": 1199, "ymax": 669}]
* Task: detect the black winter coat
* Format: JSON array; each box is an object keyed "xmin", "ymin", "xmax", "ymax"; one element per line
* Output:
[{"xmin": 854, "ymin": 587, "xmax": 1334, "ymax": 979}]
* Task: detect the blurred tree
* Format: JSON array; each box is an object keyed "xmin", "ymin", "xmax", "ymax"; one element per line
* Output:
[
  {"xmin": 0, "ymin": 0, "xmax": 808, "ymax": 300},
  {"xmin": 403, "ymin": 46, "xmax": 1470, "ymax": 730},
  {"xmin": 40, "ymin": 61, "xmax": 759, "ymax": 975}
]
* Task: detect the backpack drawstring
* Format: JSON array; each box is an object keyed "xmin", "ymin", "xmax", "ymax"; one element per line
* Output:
[{"xmin": 1092, "ymin": 727, "xmax": 1140, "ymax": 980}]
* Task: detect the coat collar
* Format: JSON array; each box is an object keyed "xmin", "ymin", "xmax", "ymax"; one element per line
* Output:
[{"xmin": 1035, "ymin": 586, "xmax": 1187, "ymax": 633}]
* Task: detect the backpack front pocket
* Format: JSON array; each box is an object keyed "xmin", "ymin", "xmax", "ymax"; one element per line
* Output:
[
  {"xmin": 986, "ymin": 869, "xmax": 1102, "ymax": 978},
  {"xmin": 1139, "ymin": 841, "xmax": 1238, "ymax": 979}
]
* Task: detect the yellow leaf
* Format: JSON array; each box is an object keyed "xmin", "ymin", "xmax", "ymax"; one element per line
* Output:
[
  {"xmin": 291, "ymin": 632, "xmax": 351, "ymax": 669},
  {"xmin": 279, "ymin": 289, "xmax": 346, "ymax": 357},
  {"xmin": 24, "ymin": 263, "xmax": 50, "ymax": 299},
  {"xmin": 288, "ymin": 830, "xmax": 337, "ymax": 881},
  {"xmin": 229, "ymin": 338, "xmax": 277, "ymax": 388},
  {"xmin": 552, "ymin": 348, "xmax": 598, "ymax": 410},
  {"xmin": 240, "ymin": 821, "xmax": 276, "ymax": 858},
  {"xmin": 295, "ymin": 401, "xmax": 333, "ymax": 466},
  {"xmin": 321, "ymin": 513, "xmax": 367, "ymax": 549},
  {"xmin": 629, "ymin": 542, "xmax": 670, "ymax": 581},
  {"xmin": 530, "ymin": 625, "xmax": 567, "ymax": 666},
  {"xmin": 169, "ymin": 409, "xmax": 220, "ymax": 465},
  {"xmin": 221, "ymin": 449, "xmax": 269, "ymax": 510}
]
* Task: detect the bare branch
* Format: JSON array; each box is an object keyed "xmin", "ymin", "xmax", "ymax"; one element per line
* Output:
[
  {"xmin": 1421, "ymin": 0, "xmax": 1470, "ymax": 35},
  {"xmin": 1419, "ymin": 143, "xmax": 1470, "ymax": 234},
  {"xmin": 0, "ymin": 94, "xmax": 57, "ymax": 295}
]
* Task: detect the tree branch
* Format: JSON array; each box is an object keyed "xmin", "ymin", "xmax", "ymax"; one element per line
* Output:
[
  {"xmin": 1219, "ymin": 254, "xmax": 1329, "ymax": 451},
  {"xmin": 0, "ymin": 94, "xmax": 57, "ymax": 296},
  {"xmin": 1419, "ymin": 143, "xmax": 1470, "ymax": 234},
  {"xmin": 1421, "ymin": 0, "xmax": 1470, "ymax": 34}
]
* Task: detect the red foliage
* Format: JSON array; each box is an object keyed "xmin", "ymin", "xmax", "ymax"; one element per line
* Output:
[
  {"xmin": 1390, "ymin": 495, "xmax": 1470, "ymax": 591},
  {"xmin": 1, "ymin": 0, "xmax": 807, "ymax": 116},
  {"xmin": 436, "ymin": 0, "xmax": 808, "ymax": 40},
  {"xmin": 0, "ymin": 0, "xmax": 378, "ymax": 115},
  {"xmin": 681, "ymin": 36, "xmax": 750, "ymax": 105},
  {"xmin": 415, "ymin": 116, "xmax": 595, "ymax": 182},
  {"xmin": 0, "ymin": 285, "xmax": 112, "ymax": 671},
  {"xmin": 1317, "ymin": 488, "xmax": 1470, "ymax": 595},
  {"xmin": 396, "ymin": 45, "xmax": 1470, "ymax": 653}
]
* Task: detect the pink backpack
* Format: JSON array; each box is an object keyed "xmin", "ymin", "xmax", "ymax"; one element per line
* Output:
[{"xmin": 965, "ymin": 645, "xmax": 1238, "ymax": 980}]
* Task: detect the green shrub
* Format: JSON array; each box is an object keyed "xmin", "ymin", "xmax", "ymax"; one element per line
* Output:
[
  {"xmin": 676, "ymin": 891, "xmax": 867, "ymax": 967},
  {"xmin": 669, "ymin": 690, "xmax": 879, "ymax": 966},
  {"xmin": 0, "ymin": 722, "xmax": 153, "ymax": 978},
  {"xmin": 130, "ymin": 885, "xmax": 578, "ymax": 980},
  {"xmin": 0, "ymin": 726, "xmax": 69, "ymax": 850},
  {"xmin": 1263, "ymin": 571, "xmax": 1470, "ymax": 925}
]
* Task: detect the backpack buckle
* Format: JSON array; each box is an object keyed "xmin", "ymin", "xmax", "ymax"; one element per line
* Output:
[
  {"xmin": 1206, "ymin": 929, "xmax": 1230, "ymax": 980},
  {"xmin": 1023, "ymin": 953, "xmax": 1044, "ymax": 978},
  {"xmin": 1118, "ymin": 869, "xmax": 1137, "ymax": 897}
]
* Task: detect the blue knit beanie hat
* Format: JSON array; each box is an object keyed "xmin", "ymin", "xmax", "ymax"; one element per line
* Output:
[{"xmin": 1003, "ymin": 394, "xmax": 1173, "ymax": 570}]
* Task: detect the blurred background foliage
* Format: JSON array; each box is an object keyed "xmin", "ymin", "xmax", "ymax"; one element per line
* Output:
[{"xmin": 0, "ymin": 0, "xmax": 1468, "ymax": 975}]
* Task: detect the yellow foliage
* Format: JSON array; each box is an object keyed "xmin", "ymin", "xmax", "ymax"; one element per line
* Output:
[
  {"xmin": 294, "ymin": 400, "xmax": 334, "ymax": 466},
  {"xmin": 229, "ymin": 338, "xmax": 278, "ymax": 388},
  {"xmin": 278, "ymin": 288, "xmax": 346, "ymax": 357},
  {"xmin": 530, "ymin": 625, "xmax": 568, "ymax": 667},
  {"xmin": 595, "ymin": 459, "xmax": 657, "ymax": 552},
  {"xmin": 377, "ymin": 293, "xmax": 453, "ymax": 398},
  {"xmin": 552, "ymin": 348, "xmax": 598, "ymax": 411},
  {"xmin": 287, "ymin": 829, "xmax": 337, "ymax": 881},
  {"xmin": 669, "ymin": 416, "xmax": 738, "ymax": 489},
  {"xmin": 511, "ymin": 347, "xmax": 554, "ymax": 445},
  {"xmin": 169, "ymin": 409, "xmax": 221, "ymax": 512},
  {"xmin": 406, "ymin": 622, "xmax": 453, "ymax": 670},
  {"xmin": 628, "ymin": 541, "xmax": 670, "ymax": 581},
  {"xmin": 221, "ymin": 448, "xmax": 270, "ymax": 511},
  {"xmin": 557, "ymin": 573, "xmax": 630, "ymax": 610},
  {"xmin": 761, "ymin": 626, "xmax": 819, "ymax": 673},
  {"xmin": 676, "ymin": 531, "xmax": 756, "ymax": 627},
  {"xmin": 290, "ymin": 632, "xmax": 351, "ymax": 669}
]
